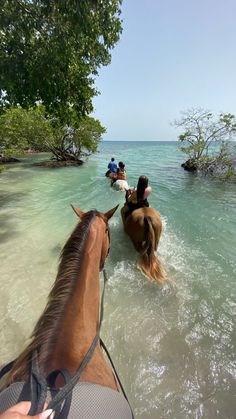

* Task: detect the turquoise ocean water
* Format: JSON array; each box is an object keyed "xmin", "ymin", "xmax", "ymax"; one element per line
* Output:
[{"xmin": 0, "ymin": 141, "xmax": 236, "ymax": 418}]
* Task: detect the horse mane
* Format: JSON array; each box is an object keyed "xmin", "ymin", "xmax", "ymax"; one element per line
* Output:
[{"xmin": 7, "ymin": 209, "xmax": 100, "ymax": 384}]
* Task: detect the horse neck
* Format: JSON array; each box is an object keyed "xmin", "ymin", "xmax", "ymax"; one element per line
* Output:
[
  {"xmin": 7, "ymin": 214, "xmax": 106, "ymax": 383},
  {"xmin": 45, "ymin": 221, "xmax": 104, "ymax": 373}
]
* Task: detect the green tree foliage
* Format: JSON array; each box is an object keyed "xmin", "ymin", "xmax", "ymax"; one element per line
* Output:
[
  {"xmin": 0, "ymin": 106, "xmax": 105, "ymax": 162},
  {"xmin": 44, "ymin": 113, "xmax": 106, "ymax": 161},
  {"xmin": 0, "ymin": 0, "xmax": 122, "ymax": 121},
  {"xmin": 173, "ymin": 108, "xmax": 236, "ymax": 179},
  {"xmin": 0, "ymin": 106, "xmax": 53, "ymax": 156}
]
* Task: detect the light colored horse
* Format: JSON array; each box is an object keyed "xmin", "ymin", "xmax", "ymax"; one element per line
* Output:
[
  {"xmin": 0, "ymin": 205, "xmax": 133, "ymax": 418},
  {"xmin": 121, "ymin": 205, "xmax": 166, "ymax": 283},
  {"xmin": 112, "ymin": 179, "xmax": 129, "ymax": 191},
  {"xmin": 105, "ymin": 171, "xmax": 129, "ymax": 191}
]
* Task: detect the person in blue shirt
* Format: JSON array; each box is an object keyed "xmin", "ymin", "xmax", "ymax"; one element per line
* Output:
[
  {"xmin": 106, "ymin": 157, "xmax": 117, "ymax": 177},
  {"xmin": 108, "ymin": 157, "xmax": 117, "ymax": 173}
]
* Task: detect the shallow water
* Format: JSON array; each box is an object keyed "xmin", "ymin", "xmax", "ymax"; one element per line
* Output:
[{"xmin": 0, "ymin": 142, "xmax": 236, "ymax": 418}]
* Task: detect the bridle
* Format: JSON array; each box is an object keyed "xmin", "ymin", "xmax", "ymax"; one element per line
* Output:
[
  {"xmin": 100, "ymin": 215, "xmax": 111, "ymax": 269},
  {"xmin": 105, "ymin": 222, "xmax": 111, "ymax": 256}
]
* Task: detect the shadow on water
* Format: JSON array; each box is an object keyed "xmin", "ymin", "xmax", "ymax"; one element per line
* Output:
[
  {"xmin": 109, "ymin": 220, "xmax": 138, "ymax": 265},
  {"xmin": 51, "ymin": 244, "xmax": 63, "ymax": 258},
  {"xmin": 0, "ymin": 190, "xmax": 28, "ymax": 208},
  {"xmin": 0, "ymin": 213, "xmax": 19, "ymax": 243},
  {"xmin": 0, "ymin": 190, "xmax": 29, "ymax": 243}
]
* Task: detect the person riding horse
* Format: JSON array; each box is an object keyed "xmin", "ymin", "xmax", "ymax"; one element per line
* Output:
[
  {"xmin": 105, "ymin": 157, "xmax": 117, "ymax": 178},
  {"xmin": 124, "ymin": 175, "xmax": 152, "ymax": 218},
  {"xmin": 121, "ymin": 177, "xmax": 166, "ymax": 283}
]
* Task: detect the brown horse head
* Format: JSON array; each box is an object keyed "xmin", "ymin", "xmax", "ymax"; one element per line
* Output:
[
  {"xmin": 71, "ymin": 204, "xmax": 119, "ymax": 269},
  {"xmin": 121, "ymin": 205, "xmax": 166, "ymax": 283}
]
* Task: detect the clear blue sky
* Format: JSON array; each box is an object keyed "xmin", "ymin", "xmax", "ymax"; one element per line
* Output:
[{"xmin": 93, "ymin": 0, "xmax": 236, "ymax": 140}]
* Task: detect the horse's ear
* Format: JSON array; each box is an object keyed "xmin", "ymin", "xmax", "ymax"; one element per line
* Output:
[
  {"xmin": 71, "ymin": 204, "xmax": 85, "ymax": 219},
  {"xmin": 104, "ymin": 204, "xmax": 119, "ymax": 220}
]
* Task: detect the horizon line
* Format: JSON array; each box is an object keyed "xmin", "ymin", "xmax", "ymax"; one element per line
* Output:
[{"xmin": 101, "ymin": 139, "xmax": 177, "ymax": 142}]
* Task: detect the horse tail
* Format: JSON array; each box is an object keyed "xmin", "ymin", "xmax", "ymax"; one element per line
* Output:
[{"xmin": 138, "ymin": 216, "xmax": 166, "ymax": 283}]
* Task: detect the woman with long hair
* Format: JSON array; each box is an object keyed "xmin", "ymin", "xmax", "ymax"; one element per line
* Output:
[
  {"xmin": 136, "ymin": 175, "xmax": 151, "ymax": 203},
  {"xmin": 125, "ymin": 175, "xmax": 152, "ymax": 216}
]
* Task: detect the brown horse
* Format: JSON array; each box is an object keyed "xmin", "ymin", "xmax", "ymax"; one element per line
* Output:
[
  {"xmin": 105, "ymin": 170, "xmax": 116, "ymax": 179},
  {"xmin": 121, "ymin": 205, "xmax": 166, "ymax": 283},
  {"xmin": 0, "ymin": 205, "xmax": 133, "ymax": 418}
]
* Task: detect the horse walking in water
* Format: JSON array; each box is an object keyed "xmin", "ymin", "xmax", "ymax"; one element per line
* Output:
[
  {"xmin": 121, "ymin": 205, "xmax": 166, "ymax": 283},
  {"xmin": 0, "ymin": 205, "xmax": 133, "ymax": 418},
  {"xmin": 105, "ymin": 171, "xmax": 129, "ymax": 192}
]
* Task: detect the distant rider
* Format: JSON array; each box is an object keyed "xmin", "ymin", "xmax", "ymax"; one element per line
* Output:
[
  {"xmin": 116, "ymin": 162, "xmax": 127, "ymax": 180},
  {"xmin": 107, "ymin": 157, "xmax": 117, "ymax": 176},
  {"xmin": 111, "ymin": 161, "xmax": 127, "ymax": 185}
]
